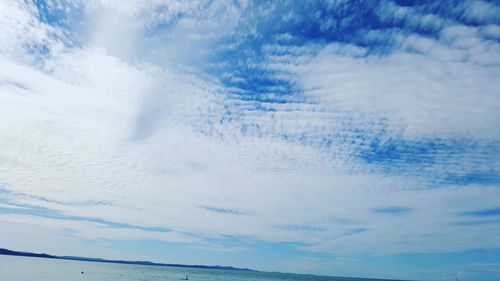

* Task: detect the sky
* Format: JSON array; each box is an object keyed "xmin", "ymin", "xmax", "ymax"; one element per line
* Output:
[{"xmin": 0, "ymin": 0, "xmax": 500, "ymax": 280}]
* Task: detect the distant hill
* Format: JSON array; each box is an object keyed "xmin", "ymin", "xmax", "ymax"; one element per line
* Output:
[
  {"xmin": 0, "ymin": 248, "xmax": 253, "ymax": 271},
  {"xmin": 0, "ymin": 248, "xmax": 56, "ymax": 259}
]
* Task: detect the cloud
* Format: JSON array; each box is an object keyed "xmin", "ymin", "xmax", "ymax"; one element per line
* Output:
[
  {"xmin": 374, "ymin": 207, "xmax": 412, "ymax": 215},
  {"xmin": 0, "ymin": 0, "xmax": 68, "ymax": 61},
  {"xmin": 201, "ymin": 206, "xmax": 249, "ymax": 216},
  {"xmin": 460, "ymin": 0, "xmax": 500, "ymax": 24},
  {"xmin": 0, "ymin": 1, "xmax": 499, "ymax": 274}
]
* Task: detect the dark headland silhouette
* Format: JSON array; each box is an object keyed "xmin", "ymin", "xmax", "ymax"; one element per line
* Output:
[{"xmin": 0, "ymin": 248, "xmax": 253, "ymax": 271}]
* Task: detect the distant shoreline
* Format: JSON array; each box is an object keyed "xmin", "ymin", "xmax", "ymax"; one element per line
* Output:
[
  {"xmin": 0, "ymin": 248, "xmax": 416, "ymax": 281},
  {"xmin": 0, "ymin": 248, "xmax": 253, "ymax": 271}
]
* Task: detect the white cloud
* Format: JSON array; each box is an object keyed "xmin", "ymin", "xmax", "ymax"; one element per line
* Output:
[
  {"xmin": 0, "ymin": 213, "xmax": 205, "ymax": 245},
  {"xmin": 0, "ymin": 0, "xmax": 499, "ymax": 264},
  {"xmin": 461, "ymin": 0, "xmax": 500, "ymax": 23},
  {"xmin": 376, "ymin": 1, "xmax": 448, "ymax": 31},
  {"xmin": 0, "ymin": 0, "xmax": 67, "ymax": 61},
  {"xmin": 297, "ymin": 41, "xmax": 500, "ymax": 139},
  {"xmin": 481, "ymin": 24, "xmax": 500, "ymax": 40}
]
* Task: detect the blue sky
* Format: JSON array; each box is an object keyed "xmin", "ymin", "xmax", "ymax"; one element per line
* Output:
[{"xmin": 0, "ymin": 0, "xmax": 500, "ymax": 280}]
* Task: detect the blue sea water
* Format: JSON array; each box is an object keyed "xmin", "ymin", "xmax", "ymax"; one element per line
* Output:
[{"xmin": 0, "ymin": 255, "xmax": 406, "ymax": 281}]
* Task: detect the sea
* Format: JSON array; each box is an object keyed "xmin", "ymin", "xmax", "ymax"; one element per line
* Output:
[{"xmin": 0, "ymin": 255, "xmax": 403, "ymax": 281}]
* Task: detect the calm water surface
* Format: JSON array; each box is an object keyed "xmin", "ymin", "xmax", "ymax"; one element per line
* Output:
[{"xmin": 0, "ymin": 255, "xmax": 403, "ymax": 281}]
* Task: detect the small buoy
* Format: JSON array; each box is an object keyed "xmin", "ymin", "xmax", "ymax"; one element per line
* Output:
[{"xmin": 81, "ymin": 271, "xmax": 84, "ymax": 274}]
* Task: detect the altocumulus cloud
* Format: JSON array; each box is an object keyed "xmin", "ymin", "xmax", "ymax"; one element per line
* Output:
[{"xmin": 0, "ymin": 0, "xmax": 500, "ymax": 277}]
